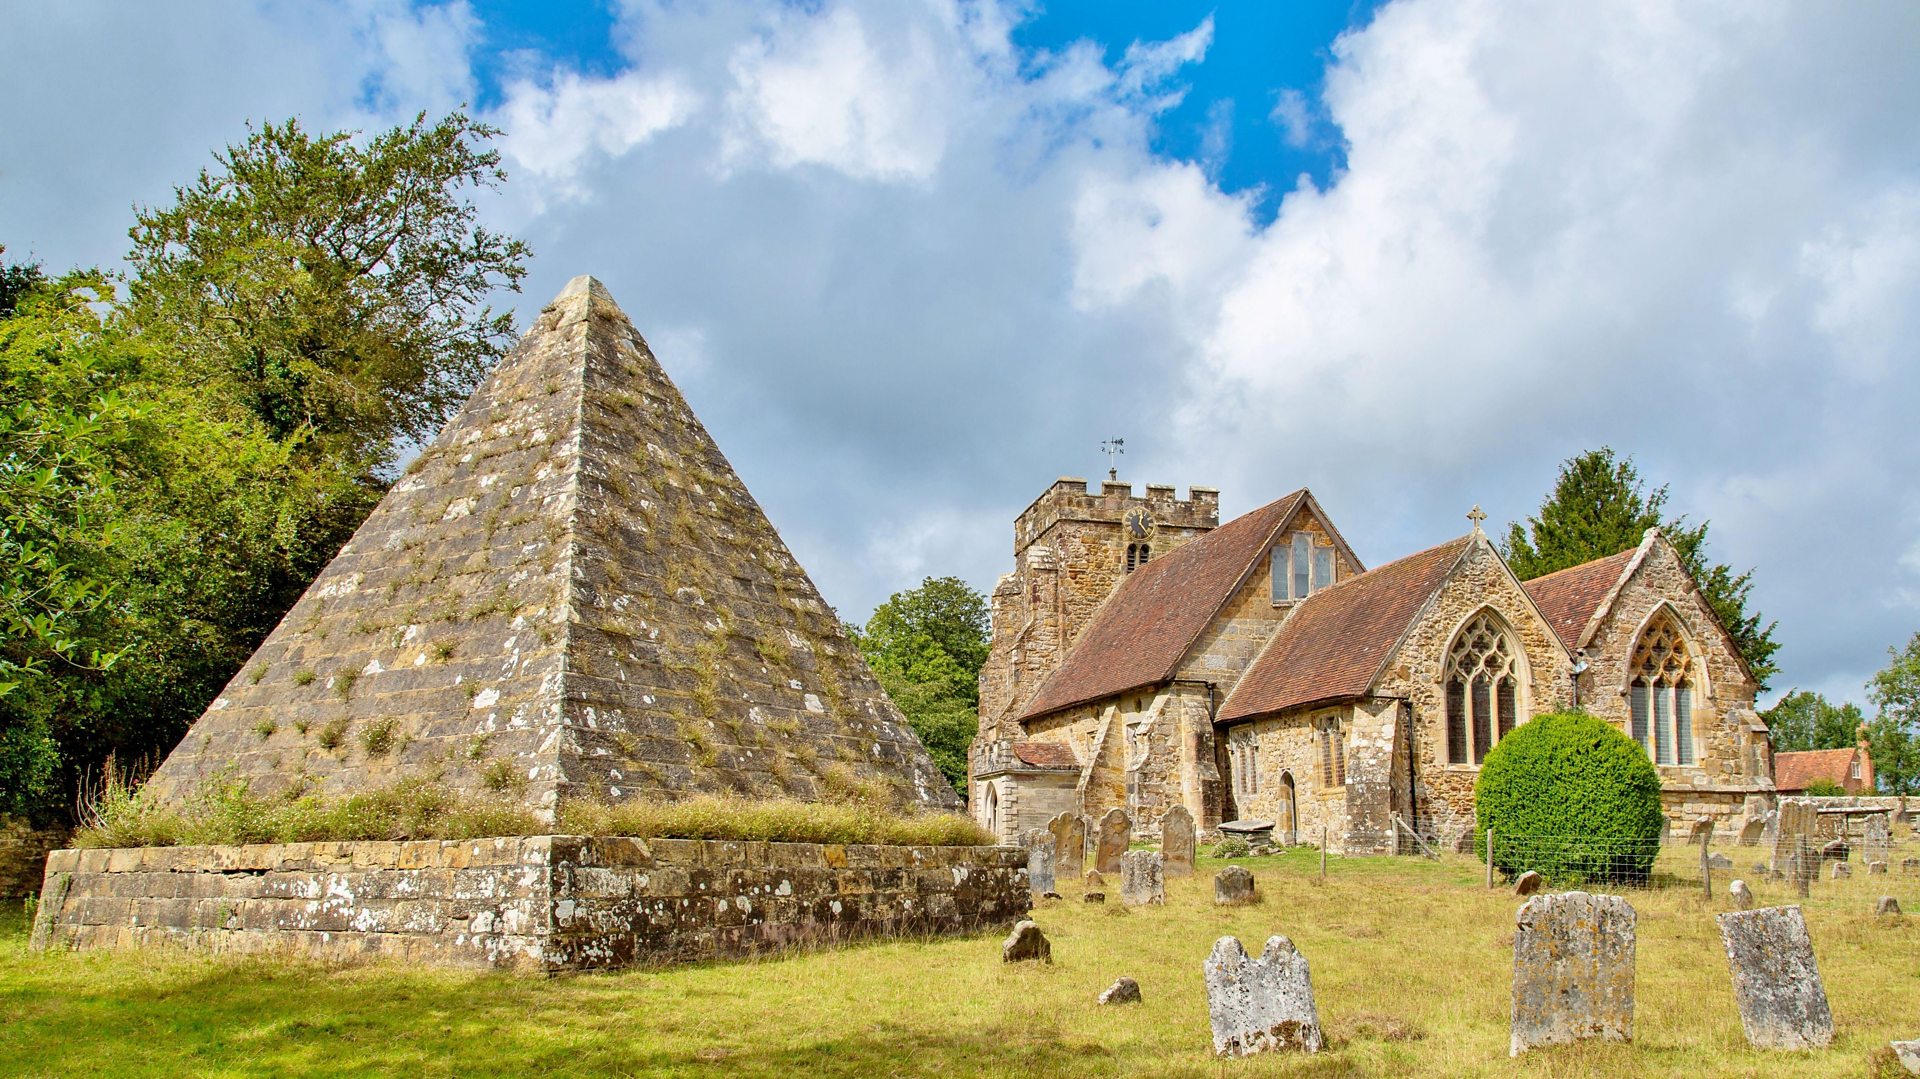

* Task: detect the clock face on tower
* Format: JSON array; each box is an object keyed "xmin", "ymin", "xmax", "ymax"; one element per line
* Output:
[{"xmin": 1124, "ymin": 507, "xmax": 1155, "ymax": 540}]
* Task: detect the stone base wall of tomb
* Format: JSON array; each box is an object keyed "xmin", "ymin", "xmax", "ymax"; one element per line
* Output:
[
  {"xmin": 29, "ymin": 835, "xmax": 1027, "ymax": 971},
  {"xmin": 1659, "ymin": 787, "xmax": 1767, "ymax": 840},
  {"xmin": 1, "ymin": 816, "xmax": 69, "ymax": 898}
]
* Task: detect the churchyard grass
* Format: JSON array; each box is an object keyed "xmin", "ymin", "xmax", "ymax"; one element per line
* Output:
[{"xmin": 3, "ymin": 841, "xmax": 1915, "ymax": 1077}]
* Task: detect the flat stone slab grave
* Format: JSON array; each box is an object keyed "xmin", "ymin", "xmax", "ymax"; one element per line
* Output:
[
  {"xmin": 1510, "ymin": 891, "xmax": 1636, "ymax": 1056},
  {"xmin": 30, "ymin": 836, "xmax": 1027, "ymax": 972}
]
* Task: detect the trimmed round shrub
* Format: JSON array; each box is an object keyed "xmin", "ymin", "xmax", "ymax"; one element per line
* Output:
[{"xmin": 1473, "ymin": 710, "xmax": 1664, "ymax": 885}]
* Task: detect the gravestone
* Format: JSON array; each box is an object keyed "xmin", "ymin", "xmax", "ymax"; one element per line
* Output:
[
  {"xmin": 1098, "ymin": 977, "xmax": 1142, "ymax": 1005},
  {"xmin": 1894, "ymin": 1040, "xmax": 1920, "ymax": 1075},
  {"xmin": 1877, "ymin": 896, "xmax": 1902, "ymax": 917},
  {"xmin": 1514, "ymin": 871, "xmax": 1543, "ymax": 896},
  {"xmin": 1510, "ymin": 891, "xmax": 1636, "ymax": 1056},
  {"xmin": 1120, "ymin": 850, "xmax": 1165, "ymax": 906},
  {"xmin": 1716, "ymin": 906, "xmax": 1833, "ymax": 1049},
  {"xmin": 1772, "ymin": 799, "xmax": 1818, "ymax": 873},
  {"xmin": 1864, "ymin": 812, "xmax": 1893, "ymax": 862},
  {"xmin": 1002, "ymin": 920, "xmax": 1052, "ymax": 963},
  {"xmin": 1687, "ymin": 816, "xmax": 1714, "ymax": 843},
  {"xmin": 1904, "ymin": 857, "xmax": 1920, "ymax": 876},
  {"xmin": 1048, "ymin": 812, "xmax": 1086, "ymax": 882},
  {"xmin": 1215, "ymin": 865, "xmax": 1258, "ymax": 906},
  {"xmin": 1832, "ymin": 862, "xmax": 1852, "ymax": 880},
  {"xmin": 1822, "ymin": 839, "xmax": 1850, "ymax": 862},
  {"xmin": 1708, "ymin": 853, "xmax": 1733, "ymax": 870},
  {"xmin": 1083, "ymin": 892, "xmax": 1106, "ymax": 903},
  {"xmin": 1729, "ymin": 879, "xmax": 1754, "ymax": 910},
  {"xmin": 1739, "ymin": 816, "xmax": 1767, "ymax": 847},
  {"xmin": 1204, "ymin": 935, "xmax": 1325, "ymax": 1057},
  {"xmin": 1024, "ymin": 829, "xmax": 1056, "ymax": 897},
  {"xmin": 1095, "ymin": 809, "xmax": 1132, "ymax": 875},
  {"xmin": 1084, "ymin": 869, "xmax": 1104, "ymax": 889},
  {"xmin": 1161, "ymin": 805, "xmax": 1197, "ymax": 878},
  {"xmin": 1868, "ymin": 860, "xmax": 1889, "ymax": 875}
]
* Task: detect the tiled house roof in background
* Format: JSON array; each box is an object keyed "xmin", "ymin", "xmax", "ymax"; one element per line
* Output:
[
  {"xmin": 1773, "ymin": 748, "xmax": 1859, "ymax": 792},
  {"xmin": 1520, "ymin": 548, "xmax": 1638, "ymax": 650},
  {"xmin": 1011, "ymin": 742, "xmax": 1080, "ymax": 770},
  {"xmin": 1017, "ymin": 490, "xmax": 1309, "ymax": 721},
  {"xmin": 1219, "ymin": 537, "xmax": 1473, "ymax": 722}
]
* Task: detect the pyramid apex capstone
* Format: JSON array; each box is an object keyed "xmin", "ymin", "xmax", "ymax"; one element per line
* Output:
[{"xmin": 552, "ymin": 274, "xmax": 618, "ymax": 309}]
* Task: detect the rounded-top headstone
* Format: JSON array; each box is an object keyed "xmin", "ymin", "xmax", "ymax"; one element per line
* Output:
[
  {"xmin": 1729, "ymin": 879, "xmax": 1754, "ymax": 911},
  {"xmin": 1002, "ymin": 920, "xmax": 1051, "ymax": 963},
  {"xmin": 1215, "ymin": 865, "xmax": 1258, "ymax": 906},
  {"xmin": 1514, "ymin": 870, "xmax": 1544, "ymax": 896},
  {"xmin": 1877, "ymin": 895, "xmax": 1902, "ymax": 917}
]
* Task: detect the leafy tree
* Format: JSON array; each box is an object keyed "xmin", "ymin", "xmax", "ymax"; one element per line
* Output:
[
  {"xmin": 125, "ymin": 111, "xmax": 529, "ymax": 466},
  {"xmin": 1503, "ymin": 447, "xmax": 1779, "ymax": 689},
  {"xmin": 1867, "ymin": 633, "xmax": 1920, "ymax": 796},
  {"xmin": 852, "ymin": 577, "xmax": 991, "ymax": 797},
  {"xmin": 1762, "ymin": 689, "xmax": 1866, "ymax": 753},
  {"xmin": 0, "ymin": 245, "xmax": 46, "ymax": 317}
]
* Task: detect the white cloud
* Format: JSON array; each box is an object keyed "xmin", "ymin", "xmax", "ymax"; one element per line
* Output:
[
  {"xmin": 494, "ymin": 71, "xmax": 697, "ymax": 203},
  {"xmin": 1270, "ymin": 88, "xmax": 1314, "ymax": 149}
]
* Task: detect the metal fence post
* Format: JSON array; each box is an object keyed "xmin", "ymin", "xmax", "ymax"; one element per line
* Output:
[
  {"xmin": 1320, "ymin": 824, "xmax": 1328, "ymax": 881},
  {"xmin": 1699, "ymin": 826, "xmax": 1712, "ymax": 900}
]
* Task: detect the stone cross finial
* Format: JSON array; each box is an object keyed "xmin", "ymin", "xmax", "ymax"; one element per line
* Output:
[{"xmin": 1467, "ymin": 505, "xmax": 1487, "ymax": 531}]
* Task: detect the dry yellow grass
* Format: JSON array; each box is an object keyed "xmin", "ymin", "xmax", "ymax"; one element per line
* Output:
[{"xmin": 2, "ymin": 837, "xmax": 1915, "ymax": 1077}]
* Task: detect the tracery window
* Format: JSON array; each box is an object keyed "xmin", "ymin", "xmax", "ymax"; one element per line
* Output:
[
  {"xmin": 1445, "ymin": 611, "xmax": 1520, "ymax": 766},
  {"xmin": 1270, "ymin": 531, "xmax": 1335, "ymax": 602},
  {"xmin": 1629, "ymin": 612, "xmax": 1694, "ymax": 765}
]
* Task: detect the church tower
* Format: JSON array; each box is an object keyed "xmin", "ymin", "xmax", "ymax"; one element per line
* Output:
[{"xmin": 975, "ymin": 477, "xmax": 1218, "ymax": 740}]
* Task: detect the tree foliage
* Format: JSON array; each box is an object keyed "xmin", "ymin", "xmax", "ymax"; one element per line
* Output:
[
  {"xmin": 1473, "ymin": 711, "xmax": 1665, "ymax": 884},
  {"xmin": 1503, "ymin": 447, "xmax": 1779, "ymax": 689},
  {"xmin": 0, "ymin": 245, "xmax": 46, "ymax": 318},
  {"xmin": 0, "ymin": 112, "xmax": 530, "ymax": 822},
  {"xmin": 1867, "ymin": 632, "xmax": 1920, "ymax": 796},
  {"xmin": 851, "ymin": 577, "xmax": 991, "ymax": 798},
  {"xmin": 1762, "ymin": 689, "xmax": 1866, "ymax": 753}
]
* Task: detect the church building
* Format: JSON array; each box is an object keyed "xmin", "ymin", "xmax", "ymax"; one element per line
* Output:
[{"xmin": 969, "ymin": 477, "xmax": 1775, "ymax": 852}]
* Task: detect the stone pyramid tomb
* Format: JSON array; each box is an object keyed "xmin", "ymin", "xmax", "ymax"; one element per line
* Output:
[{"xmin": 146, "ymin": 275, "xmax": 957, "ymax": 818}]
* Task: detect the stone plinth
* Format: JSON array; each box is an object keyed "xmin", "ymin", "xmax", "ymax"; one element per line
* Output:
[
  {"xmin": 1510, "ymin": 891, "xmax": 1636, "ymax": 1056},
  {"xmin": 30, "ymin": 837, "xmax": 1026, "ymax": 972}
]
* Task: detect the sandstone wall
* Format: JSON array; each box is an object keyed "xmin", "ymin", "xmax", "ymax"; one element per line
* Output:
[
  {"xmin": 1, "ymin": 817, "xmax": 69, "ymax": 898},
  {"xmin": 30, "ymin": 836, "xmax": 1026, "ymax": 971}
]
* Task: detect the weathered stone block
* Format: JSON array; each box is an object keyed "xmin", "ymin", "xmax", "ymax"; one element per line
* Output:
[
  {"xmin": 1119, "ymin": 850, "xmax": 1163, "ymax": 906},
  {"xmin": 1510, "ymin": 891, "xmax": 1635, "ymax": 1056},
  {"xmin": 1095, "ymin": 809, "xmax": 1130, "ymax": 875},
  {"xmin": 1098, "ymin": 976, "xmax": 1142, "ymax": 1004},
  {"xmin": 1160, "ymin": 805, "xmax": 1196, "ymax": 878},
  {"xmin": 1023, "ymin": 829, "xmax": 1055, "ymax": 897},
  {"xmin": 1214, "ymin": 865, "xmax": 1258, "ymax": 906},
  {"xmin": 1877, "ymin": 896, "xmax": 1902, "ymax": 917},
  {"xmin": 1513, "ymin": 870, "xmax": 1543, "ymax": 896},
  {"xmin": 1002, "ymin": 920, "xmax": 1051, "ymax": 963},
  {"xmin": 1716, "ymin": 905, "xmax": 1833, "ymax": 1049},
  {"xmin": 1204, "ymin": 935, "xmax": 1324, "ymax": 1057}
]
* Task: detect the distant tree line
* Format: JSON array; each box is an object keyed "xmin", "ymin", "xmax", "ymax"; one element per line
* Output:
[{"xmin": 0, "ymin": 113, "xmax": 529, "ymax": 822}]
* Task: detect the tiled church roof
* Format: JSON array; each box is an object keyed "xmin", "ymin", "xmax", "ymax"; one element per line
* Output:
[
  {"xmin": 1218, "ymin": 536, "xmax": 1473, "ymax": 722},
  {"xmin": 1773, "ymin": 747, "xmax": 1860, "ymax": 792},
  {"xmin": 1010, "ymin": 741, "xmax": 1080, "ymax": 770},
  {"xmin": 1520, "ymin": 547, "xmax": 1638, "ymax": 650},
  {"xmin": 1017, "ymin": 490, "xmax": 1310, "ymax": 721}
]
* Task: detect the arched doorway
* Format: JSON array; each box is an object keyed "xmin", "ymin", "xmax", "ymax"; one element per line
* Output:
[
  {"xmin": 980, "ymin": 782, "xmax": 1000, "ymax": 839},
  {"xmin": 1277, "ymin": 771, "xmax": 1297, "ymax": 845}
]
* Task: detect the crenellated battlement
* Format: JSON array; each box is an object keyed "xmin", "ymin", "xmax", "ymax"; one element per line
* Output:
[{"xmin": 1013, "ymin": 476, "xmax": 1219, "ymax": 557}]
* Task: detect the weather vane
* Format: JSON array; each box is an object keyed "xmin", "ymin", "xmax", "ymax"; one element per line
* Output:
[{"xmin": 1100, "ymin": 438, "xmax": 1125, "ymax": 481}]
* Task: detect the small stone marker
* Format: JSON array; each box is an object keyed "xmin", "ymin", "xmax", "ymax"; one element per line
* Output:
[
  {"xmin": 1095, "ymin": 808, "xmax": 1132, "ymax": 875},
  {"xmin": 1729, "ymin": 879, "xmax": 1754, "ymax": 910},
  {"xmin": 1513, "ymin": 870, "xmax": 1543, "ymax": 896},
  {"xmin": 1739, "ymin": 817, "xmax": 1767, "ymax": 846},
  {"xmin": 1822, "ymin": 839, "xmax": 1850, "ymax": 862},
  {"xmin": 1084, "ymin": 869, "xmax": 1104, "ymax": 889},
  {"xmin": 1048, "ymin": 812, "xmax": 1086, "ymax": 881},
  {"xmin": 1098, "ymin": 976, "xmax": 1142, "ymax": 1005},
  {"xmin": 1215, "ymin": 865, "xmax": 1258, "ymax": 906},
  {"xmin": 1204, "ymin": 935, "xmax": 1325, "ymax": 1057},
  {"xmin": 1083, "ymin": 892, "xmax": 1106, "ymax": 904},
  {"xmin": 1161, "ymin": 804, "xmax": 1197, "ymax": 877},
  {"xmin": 1120, "ymin": 850, "xmax": 1165, "ymax": 906},
  {"xmin": 1904, "ymin": 857, "xmax": 1920, "ymax": 876},
  {"xmin": 1509, "ymin": 891, "xmax": 1636, "ymax": 1056},
  {"xmin": 1893, "ymin": 1039, "xmax": 1920, "ymax": 1074},
  {"xmin": 1708, "ymin": 853, "xmax": 1733, "ymax": 870},
  {"xmin": 1869, "ymin": 860, "xmax": 1889, "ymax": 875},
  {"xmin": 1877, "ymin": 896, "xmax": 1902, "ymax": 917},
  {"xmin": 1002, "ymin": 920, "xmax": 1051, "ymax": 963},
  {"xmin": 1024, "ymin": 829, "xmax": 1056, "ymax": 897},
  {"xmin": 1832, "ymin": 862, "xmax": 1852, "ymax": 880},
  {"xmin": 1716, "ymin": 906, "xmax": 1833, "ymax": 1049}
]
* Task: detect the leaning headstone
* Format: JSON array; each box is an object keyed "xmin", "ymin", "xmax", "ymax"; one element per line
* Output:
[
  {"xmin": 1002, "ymin": 920, "xmax": 1051, "ymax": 963},
  {"xmin": 1716, "ymin": 906, "xmax": 1833, "ymax": 1049},
  {"xmin": 1095, "ymin": 808, "xmax": 1132, "ymax": 875},
  {"xmin": 1832, "ymin": 862, "xmax": 1852, "ymax": 880},
  {"xmin": 1877, "ymin": 896, "xmax": 1903, "ymax": 917},
  {"xmin": 1204, "ymin": 935, "xmax": 1325, "ymax": 1057},
  {"xmin": 1822, "ymin": 839, "xmax": 1850, "ymax": 863},
  {"xmin": 1739, "ymin": 816, "xmax": 1767, "ymax": 847},
  {"xmin": 1120, "ymin": 850, "xmax": 1165, "ymax": 906},
  {"xmin": 1688, "ymin": 816, "xmax": 1714, "ymax": 843},
  {"xmin": 1894, "ymin": 1040, "xmax": 1920, "ymax": 1075},
  {"xmin": 1514, "ymin": 870, "xmax": 1544, "ymax": 896},
  {"xmin": 1098, "ymin": 977, "xmax": 1142, "ymax": 1005},
  {"xmin": 1215, "ymin": 865, "xmax": 1258, "ymax": 906},
  {"xmin": 1708, "ymin": 853, "xmax": 1734, "ymax": 870},
  {"xmin": 1161, "ymin": 805, "xmax": 1197, "ymax": 878},
  {"xmin": 1024, "ymin": 829, "xmax": 1056, "ymax": 897},
  {"xmin": 1510, "ymin": 891, "xmax": 1636, "ymax": 1056},
  {"xmin": 1729, "ymin": 880, "xmax": 1754, "ymax": 910},
  {"xmin": 1048, "ymin": 812, "xmax": 1086, "ymax": 882}
]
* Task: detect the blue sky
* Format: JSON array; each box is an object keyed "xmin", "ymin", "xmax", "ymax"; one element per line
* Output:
[{"xmin": 4, "ymin": 1, "xmax": 1919, "ymax": 708}]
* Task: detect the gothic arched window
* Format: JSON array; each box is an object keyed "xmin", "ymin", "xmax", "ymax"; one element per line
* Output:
[
  {"xmin": 1445, "ymin": 611, "xmax": 1520, "ymax": 766},
  {"xmin": 1629, "ymin": 611, "xmax": 1694, "ymax": 766}
]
